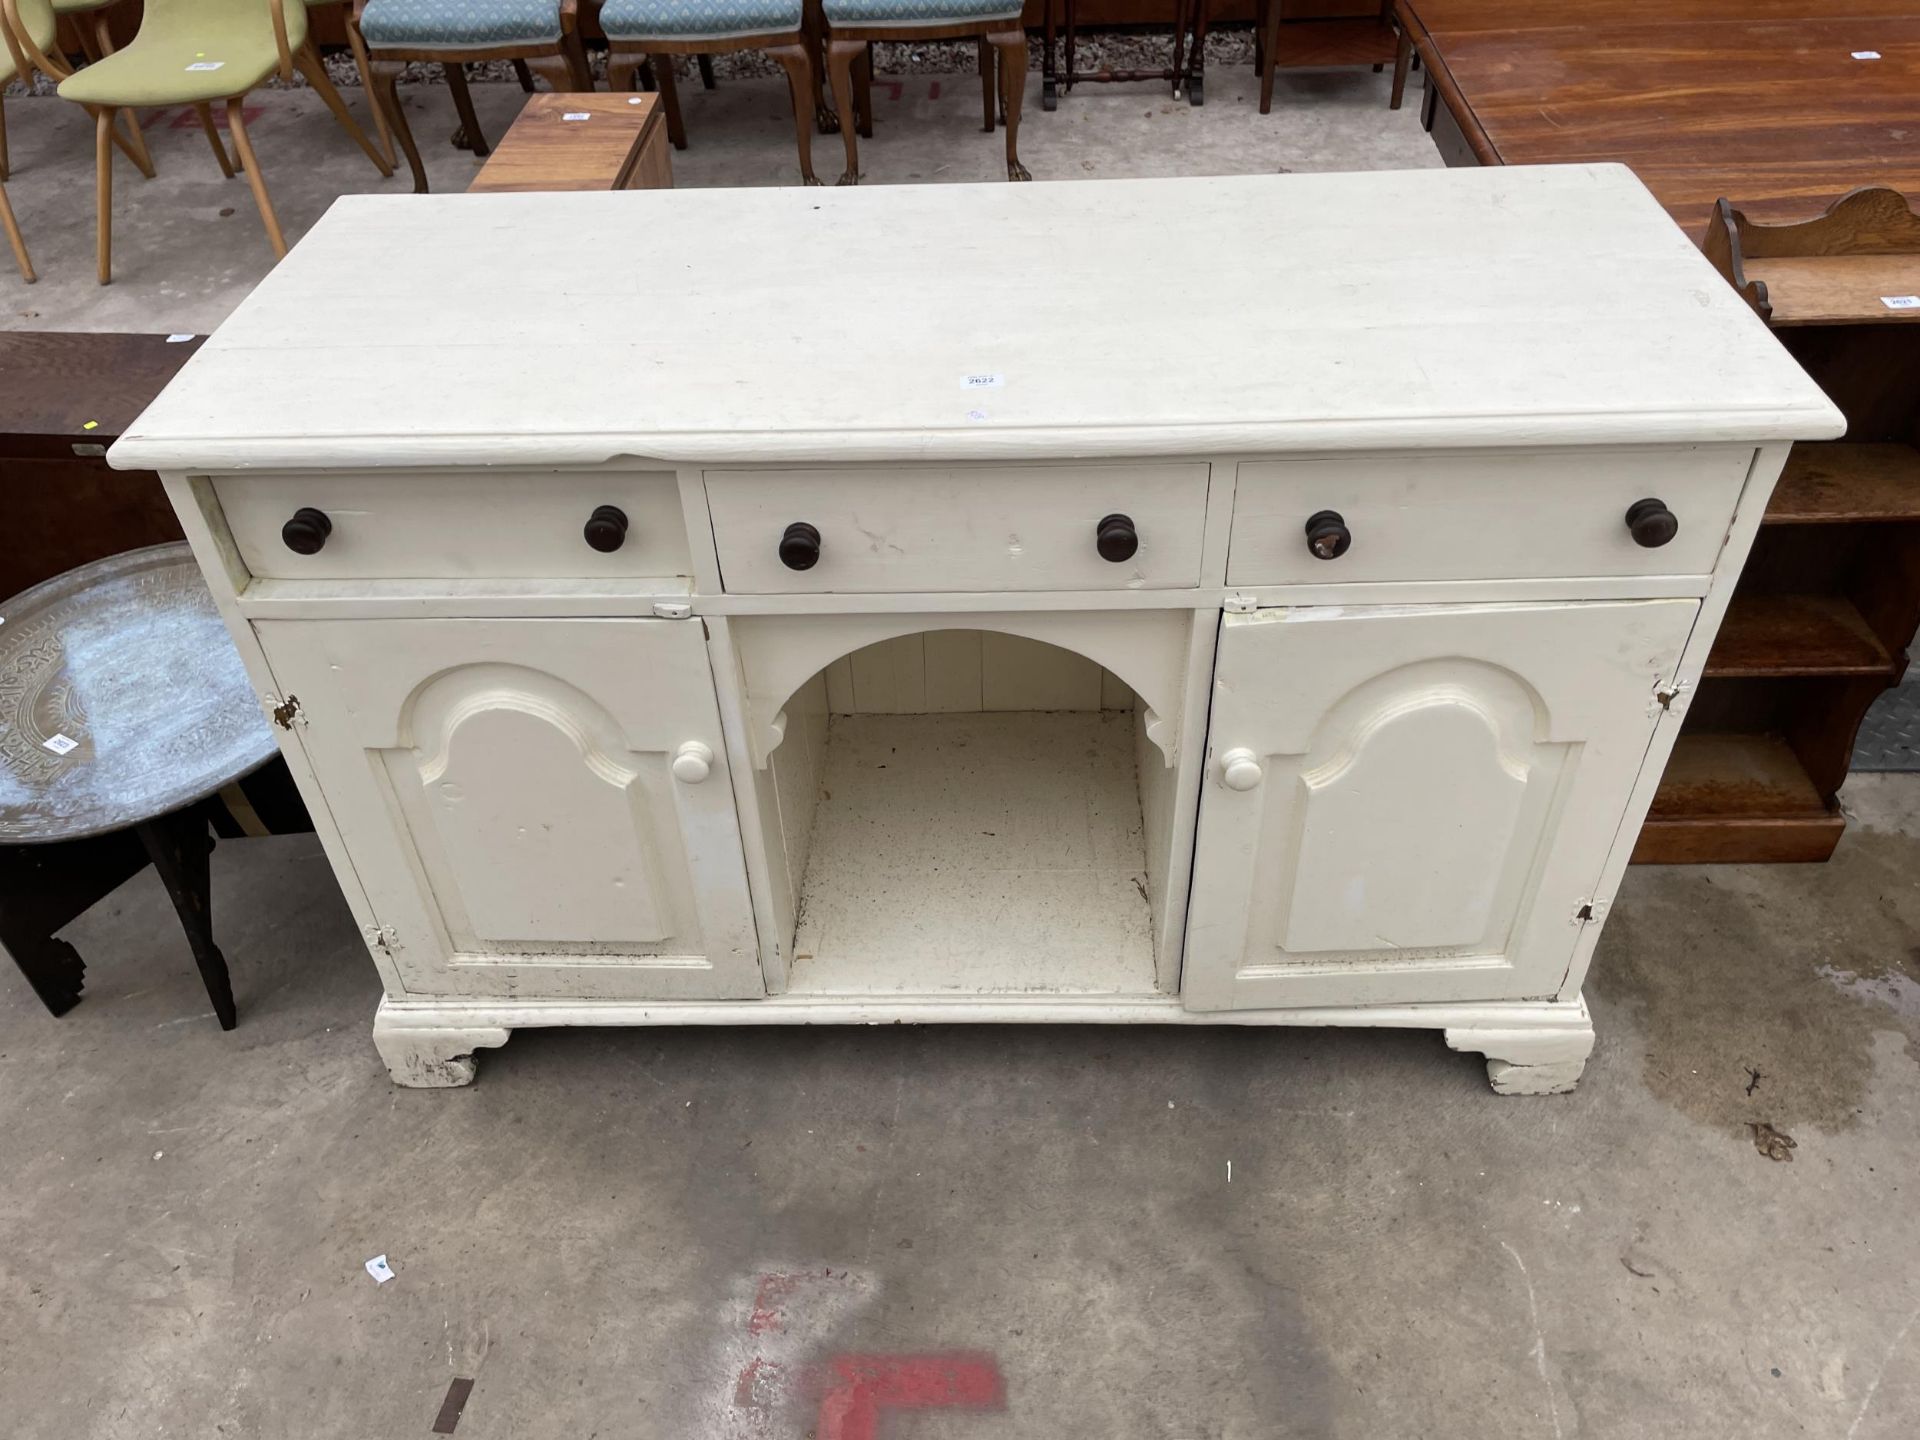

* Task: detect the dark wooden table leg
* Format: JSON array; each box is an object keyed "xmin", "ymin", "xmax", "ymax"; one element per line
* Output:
[
  {"xmin": 0, "ymin": 830, "xmax": 149, "ymax": 1016},
  {"xmin": 135, "ymin": 809, "xmax": 236, "ymax": 1031},
  {"xmin": 1041, "ymin": 0, "xmax": 1058, "ymax": 110},
  {"xmin": 1188, "ymin": 0, "xmax": 1209, "ymax": 105}
]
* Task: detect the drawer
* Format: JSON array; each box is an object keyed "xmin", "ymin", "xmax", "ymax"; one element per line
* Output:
[
  {"xmin": 212, "ymin": 470, "xmax": 690, "ymax": 581},
  {"xmin": 705, "ymin": 463, "xmax": 1210, "ymax": 593},
  {"xmin": 1226, "ymin": 447, "xmax": 1754, "ymax": 586}
]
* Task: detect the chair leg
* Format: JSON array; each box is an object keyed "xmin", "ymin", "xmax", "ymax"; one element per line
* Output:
[
  {"xmin": 563, "ymin": 36, "xmax": 595, "ymax": 91},
  {"xmin": 93, "ymin": 107, "xmax": 113, "ymax": 285},
  {"xmin": 226, "ymin": 97, "xmax": 287, "ymax": 261},
  {"xmin": 294, "ymin": 42, "xmax": 393, "ymax": 176},
  {"xmin": 825, "ymin": 37, "xmax": 862, "ymax": 185},
  {"xmin": 1389, "ymin": 27, "xmax": 1411, "ymax": 109},
  {"xmin": 977, "ymin": 38, "xmax": 994, "ymax": 131},
  {"xmin": 991, "ymin": 28, "xmax": 1028, "ymax": 181},
  {"xmin": 369, "ymin": 58, "xmax": 427, "ymax": 193},
  {"xmin": 651, "ymin": 54, "xmax": 686, "ymax": 149},
  {"xmin": 112, "ymin": 113, "xmax": 157, "ymax": 178},
  {"xmin": 195, "ymin": 103, "xmax": 236, "ymax": 177},
  {"xmin": 445, "ymin": 63, "xmax": 489, "ymax": 155},
  {"xmin": 766, "ymin": 41, "xmax": 821, "ymax": 186},
  {"xmin": 697, "ymin": 53, "xmax": 716, "ymax": 88},
  {"xmin": 0, "ymin": 94, "xmax": 9, "ymax": 182},
  {"xmin": 1257, "ymin": 3, "xmax": 1280, "ymax": 113},
  {"xmin": 135, "ymin": 811, "xmax": 237, "ymax": 1032},
  {"xmin": 92, "ymin": 11, "xmax": 116, "ymax": 57},
  {"xmin": 608, "ymin": 54, "xmax": 641, "ymax": 93},
  {"xmin": 802, "ymin": 2, "xmax": 836, "ymax": 133},
  {"xmin": 512, "ymin": 57, "xmax": 536, "ymax": 91},
  {"xmin": 346, "ymin": 20, "xmax": 398, "ymax": 168},
  {"xmin": 855, "ymin": 40, "xmax": 872, "ymax": 137},
  {"xmin": 0, "ymin": 180, "xmax": 32, "ymax": 283}
]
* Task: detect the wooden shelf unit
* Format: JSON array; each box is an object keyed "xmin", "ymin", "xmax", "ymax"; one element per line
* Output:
[{"xmin": 1637, "ymin": 189, "xmax": 1920, "ymax": 865}]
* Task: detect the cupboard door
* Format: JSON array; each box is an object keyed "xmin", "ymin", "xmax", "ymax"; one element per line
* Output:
[
  {"xmin": 1183, "ymin": 599, "xmax": 1697, "ymax": 1010},
  {"xmin": 254, "ymin": 618, "xmax": 762, "ymax": 1000}
]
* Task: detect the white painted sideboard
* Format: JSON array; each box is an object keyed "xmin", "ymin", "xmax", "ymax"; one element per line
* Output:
[{"xmin": 112, "ymin": 167, "xmax": 1842, "ymax": 1091}]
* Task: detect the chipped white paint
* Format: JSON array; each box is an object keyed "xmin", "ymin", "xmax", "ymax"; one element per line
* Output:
[{"xmin": 120, "ymin": 169, "xmax": 1842, "ymax": 1090}]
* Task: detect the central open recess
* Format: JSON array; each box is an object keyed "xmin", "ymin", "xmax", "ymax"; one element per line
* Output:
[{"xmin": 763, "ymin": 630, "xmax": 1169, "ymax": 998}]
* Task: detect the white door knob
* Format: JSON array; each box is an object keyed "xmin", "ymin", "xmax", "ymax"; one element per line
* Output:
[
  {"xmin": 671, "ymin": 741, "xmax": 714, "ymax": 784},
  {"xmin": 1220, "ymin": 747, "xmax": 1264, "ymax": 791}
]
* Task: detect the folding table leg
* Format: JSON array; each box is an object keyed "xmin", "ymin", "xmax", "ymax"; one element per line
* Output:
[{"xmin": 136, "ymin": 810, "xmax": 237, "ymax": 1031}]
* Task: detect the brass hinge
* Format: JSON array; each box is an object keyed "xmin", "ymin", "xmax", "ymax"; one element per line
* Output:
[{"xmin": 1651, "ymin": 678, "xmax": 1691, "ymax": 716}]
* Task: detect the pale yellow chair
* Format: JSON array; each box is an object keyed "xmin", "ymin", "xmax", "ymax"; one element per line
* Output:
[{"xmin": 45, "ymin": 0, "xmax": 392, "ymax": 282}]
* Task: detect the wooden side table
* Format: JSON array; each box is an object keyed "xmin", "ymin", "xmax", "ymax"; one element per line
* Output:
[
  {"xmin": 0, "ymin": 545, "xmax": 300, "ymax": 1028},
  {"xmin": 468, "ymin": 93, "xmax": 674, "ymax": 194}
]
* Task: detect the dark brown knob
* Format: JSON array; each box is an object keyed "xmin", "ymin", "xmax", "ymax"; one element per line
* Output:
[
  {"xmin": 1304, "ymin": 509, "xmax": 1351, "ymax": 561},
  {"xmin": 1625, "ymin": 498, "xmax": 1678, "ymax": 548},
  {"xmin": 281, "ymin": 507, "xmax": 332, "ymax": 555},
  {"xmin": 584, "ymin": 504, "xmax": 629, "ymax": 553},
  {"xmin": 779, "ymin": 521, "xmax": 821, "ymax": 571},
  {"xmin": 1096, "ymin": 513, "xmax": 1138, "ymax": 563}
]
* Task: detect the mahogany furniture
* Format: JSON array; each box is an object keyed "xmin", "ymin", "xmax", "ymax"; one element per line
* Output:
[
  {"xmin": 821, "ymin": 0, "xmax": 1028, "ymax": 184},
  {"xmin": 1635, "ymin": 187, "xmax": 1920, "ymax": 863},
  {"xmin": 1401, "ymin": 1, "xmax": 1920, "ymax": 863},
  {"xmin": 468, "ymin": 91, "xmax": 674, "ymax": 192},
  {"xmin": 592, "ymin": 0, "xmax": 822, "ymax": 185},
  {"xmin": 1399, "ymin": 1, "xmax": 1920, "ymax": 235},
  {"xmin": 1256, "ymin": 0, "xmax": 1408, "ymax": 115},
  {"xmin": 0, "ymin": 331, "xmax": 198, "ymax": 600},
  {"xmin": 1041, "ymin": 0, "xmax": 1207, "ymax": 110},
  {"xmin": 354, "ymin": 0, "xmax": 594, "ymax": 194},
  {"xmin": 113, "ymin": 169, "xmax": 1839, "ymax": 1091}
]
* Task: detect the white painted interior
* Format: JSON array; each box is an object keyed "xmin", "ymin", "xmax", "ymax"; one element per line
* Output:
[{"xmin": 116, "ymin": 170, "xmax": 1846, "ymax": 1090}]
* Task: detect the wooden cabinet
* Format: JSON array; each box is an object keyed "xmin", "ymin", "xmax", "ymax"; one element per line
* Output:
[
  {"xmin": 112, "ymin": 169, "xmax": 1842, "ymax": 1092},
  {"xmin": 253, "ymin": 617, "xmax": 762, "ymax": 1001},
  {"xmin": 1185, "ymin": 599, "xmax": 1696, "ymax": 1009}
]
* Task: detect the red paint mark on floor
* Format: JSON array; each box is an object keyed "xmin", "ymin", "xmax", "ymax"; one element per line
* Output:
[
  {"xmin": 816, "ymin": 1353, "xmax": 1005, "ymax": 1440},
  {"xmin": 928, "ymin": 80, "xmax": 942, "ymax": 99},
  {"xmin": 731, "ymin": 1355, "xmax": 787, "ymax": 1412},
  {"xmin": 748, "ymin": 1270, "xmax": 809, "ymax": 1334}
]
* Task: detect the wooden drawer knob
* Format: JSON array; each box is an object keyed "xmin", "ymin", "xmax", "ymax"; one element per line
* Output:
[
  {"xmin": 584, "ymin": 504, "xmax": 630, "ymax": 553},
  {"xmin": 1304, "ymin": 510, "xmax": 1351, "ymax": 561},
  {"xmin": 281, "ymin": 507, "xmax": 332, "ymax": 555},
  {"xmin": 1096, "ymin": 512, "xmax": 1139, "ymax": 562},
  {"xmin": 779, "ymin": 521, "xmax": 822, "ymax": 571},
  {"xmin": 1625, "ymin": 498, "xmax": 1678, "ymax": 548}
]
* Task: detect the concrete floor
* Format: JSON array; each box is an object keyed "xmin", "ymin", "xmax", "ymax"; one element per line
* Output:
[
  {"xmin": 8, "ymin": 56, "xmax": 1920, "ymax": 1440},
  {"xmin": 7, "ymin": 778, "xmax": 1920, "ymax": 1440},
  {"xmin": 0, "ymin": 63, "xmax": 1437, "ymax": 333}
]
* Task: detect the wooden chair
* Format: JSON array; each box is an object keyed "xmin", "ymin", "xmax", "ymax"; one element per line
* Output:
[
  {"xmin": 351, "ymin": 0, "xmax": 592, "ymax": 193},
  {"xmin": 0, "ymin": 7, "xmax": 41, "ymax": 278},
  {"xmin": 591, "ymin": 0, "xmax": 822, "ymax": 185},
  {"xmin": 1254, "ymin": 0, "xmax": 1410, "ymax": 116},
  {"xmin": 2, "ymin": 0, "xmax": 159, "ymax": 180},
  {"xmin": 819, "ymin": 0, "xmax": 1027, "ymax": 185},
  {"xmin": 48, "ymin": 0, "xmax": 391, "ymax": 283}
]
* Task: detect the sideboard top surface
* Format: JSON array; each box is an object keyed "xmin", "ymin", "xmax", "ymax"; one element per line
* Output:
[{"xmin": 112, "ymin": 166, "xmax": 1842, "ymax": 474}]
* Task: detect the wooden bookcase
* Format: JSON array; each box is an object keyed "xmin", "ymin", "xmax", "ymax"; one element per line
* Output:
[{"xmin": 1635, "ymin": 188, "xmax": 1920, "ymax": 864}]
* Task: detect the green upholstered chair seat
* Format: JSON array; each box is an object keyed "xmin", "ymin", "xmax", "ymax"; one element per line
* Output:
[
  {"xmin": 51, "ymin": 0, "xmax": 120, "ymax": 16},
  {"xmin": 56, "ymin": 0, "xmax": 309, "ymax": 105},
  {"xmin": 820, "ymin": 0, "xmax": 1019, "ymax": 24},
  {"xmin": 357, "ymin": 0, "xmax": 563, "ymax": 48},
  {"xmin": 597, "ymin": 0, "xmax": 800, "ymax": 41}
]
